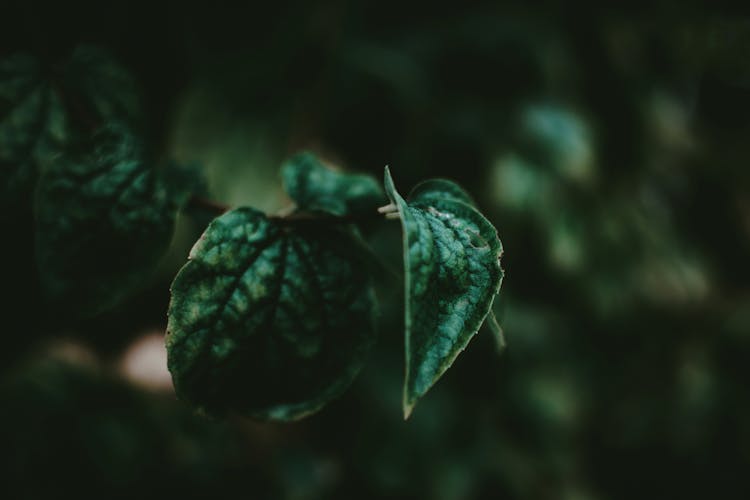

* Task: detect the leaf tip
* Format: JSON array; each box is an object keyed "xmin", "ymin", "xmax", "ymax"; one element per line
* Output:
[
  {"xmin": 403, "ymin": 399, "xmax": 416, "ymax": 420},
  {"xmin": 383, "ymin": 165, "xmax": 401, "ymax": 204},
  {"xmin": 383, "ymin": 165, "xmax": 393, "ymax": 181},
  {"xmin": 402, "ymin": 383, "xmax": 420, "ymax": 420}
]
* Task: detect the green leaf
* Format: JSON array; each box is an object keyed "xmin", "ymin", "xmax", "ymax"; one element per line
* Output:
[
  {"xmin": 0, "ymin": 46, "xmax": 141, "ymax": 214},
  {"xmin": 34, "ymin": 124, "xmax": 194, "ymax": 314},
  {"xmin": 281, "ymin": 151, "xmax": 385, "ymax": 216},
  {"xmin": 407, "ymin": 178, "xmax": 476, "ymax": 206},
  {"xmin": 166, "ymin": 207, "xmax": 377, "ymax": 420},
  {"xmin": 0, "ymin": 54, "xmax": 67, "ymax": 214},
  {"xmin": 384, "ymin": 167, "xmax": 504, "ymax": 418}
]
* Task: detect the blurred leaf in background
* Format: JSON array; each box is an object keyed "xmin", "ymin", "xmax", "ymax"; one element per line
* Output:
[{"xmin": 2, "ymin": 1, "xmax": 750, "ymax": 499}]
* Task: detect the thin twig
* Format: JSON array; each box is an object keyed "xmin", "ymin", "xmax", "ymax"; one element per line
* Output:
[
  {"xmin": 268, "ymin": 210, "xmax": 389, "ymax": 226},
  {"xmin": 186, "ymin": 197, "xmax": 398, "ymax": 225},
  {"xmin": 187, "ymin": 195, "xmax": 230, "ymax": 215}
]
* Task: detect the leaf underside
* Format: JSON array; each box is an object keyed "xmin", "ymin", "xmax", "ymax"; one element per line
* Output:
[
  {"xmin": 384, "ymin": 167, "xmax": 504, "ymax": 418},
  {"xmin": 166, "ymin": 207, "xmax": 377, "ymax": 421}
]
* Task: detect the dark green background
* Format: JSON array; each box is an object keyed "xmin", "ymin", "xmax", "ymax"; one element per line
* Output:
[{"xmin": 2, "ymin": 2, "xmax": 750, "ymax": 499}]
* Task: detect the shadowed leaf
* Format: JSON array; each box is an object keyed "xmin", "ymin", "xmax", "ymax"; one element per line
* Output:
[
  {"xmin": 0, "ymin": 46, "xmax": 141, "ymax": 215},
  {"xmin": 35, "ymin": 124, "xmax": 197, "ymax": 314}
]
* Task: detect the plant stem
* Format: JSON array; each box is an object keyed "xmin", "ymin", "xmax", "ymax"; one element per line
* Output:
[
  {"xmin": 50, "ymin": 79, "xmax": 100, "ymax": 134},
  {"xmin": 268, "ymin": 210, "xmax": 389, "ymax": 226},
  {"xmin": 186, "ymin": 197, "xmax": 397, "ymax": 225},
  {"xmin": 187, "ymin": 196, "xmax": 230, "ymax": 215}
]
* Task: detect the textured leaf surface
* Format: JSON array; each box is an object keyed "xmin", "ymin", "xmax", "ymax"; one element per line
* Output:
[
  {"xmin": 35, "ymin": 125, "xmax": 193, "ymax": 314},
  {"xmin": 384, "ymin": 167, "xmax": 504, "ymax": 418},
  {"xmin": 407, "ymin": 178, "xmax": 476, "ymax": 206},
  {"xmin": 0, "ymin": 47, "xmax": 140, "ymax": 213},
  {"xmin": 166, "ymin": 207, "xmax": 377, "ymax": 420},
  {"xmin": 281, "ymin": 151, "xmax": 385, "ymax": 216}
]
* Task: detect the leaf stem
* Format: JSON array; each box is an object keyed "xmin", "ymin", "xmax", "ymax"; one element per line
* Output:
[
  {"xmin": 186, "ymin": 197, "xmax": 398, "ymax": 225},
  {"xmin": 187, "ymin": 195, "xmax": 230, "ymax": 215},
  {"xmin": 268, "ymin": 210, "xmax": 389, "ymax": 226}
]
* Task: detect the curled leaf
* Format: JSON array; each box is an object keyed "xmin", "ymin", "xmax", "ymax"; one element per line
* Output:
[
  {"xmin": 384, "ymin": 167, "xmax": 504, "ymax": 418},
  {"xmin": 166, "ymin": 207, "xmax": 377, "ymax": 420}
]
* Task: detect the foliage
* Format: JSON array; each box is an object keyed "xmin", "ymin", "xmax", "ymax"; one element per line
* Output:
[
  {"xmin": 166, "ymin": 207, "xmax": 378, "ymax": 420},
  {"xmin": 2, "ymin": 3, "xmax": 750, "ymax": 500},
  {"xmin": 0, "ymin": 46, "xmax": 140, "ymax": 216},
  {"xmin": 384, "ymin": 168, "xmax": 503, "ymax": 417},
  {"xmin": 35, "ymin": 124, "xmax": 195, "ymax": 314},
  {"xmin": 281, "ymin": 151, "xmax": 385, "ymax": 216},
  {"xmin": 0, "ymin": 45, "xmax": 504, "ymax": 421},
  {"xmin": 165, "ymin": 157, "xmax": 502, "ymax": 419}
]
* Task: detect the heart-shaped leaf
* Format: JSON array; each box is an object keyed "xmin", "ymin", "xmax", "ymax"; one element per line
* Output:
[
  {"xmin": 281, "ymin": 151, "xmax": 385, "ymax": 216},
  {"xmin": 166, "ymin": 207, "xmax": 377, "ymax": 420},
  {"xmin": 384, "ymin": 167, "xmax": 504, "ymax": 418},
  {"xmin": 34, "ymin": 124, "xmax": 196, "ymax": 314}
]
